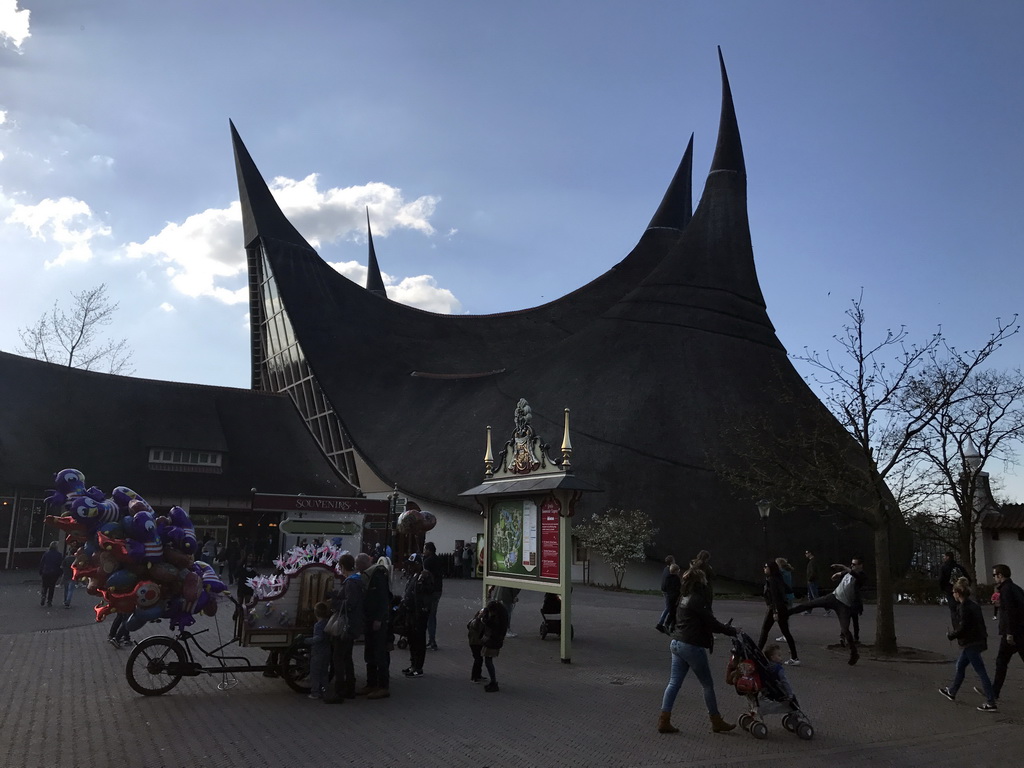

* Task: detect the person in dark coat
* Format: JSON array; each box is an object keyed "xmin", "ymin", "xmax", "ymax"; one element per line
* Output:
[
  {"xmin": 38, "ymin": 542, "xmax": 63, "ymax": 607},
  {"xmin": 939, "ymin": 577, "xmax": 997, "ymax": 711},
  {"xmin": 658, "ymin": 564, "xmax": 738, "ymax": 735},
  {"xmin": 991, "ymin": 563, "xmax": 1024, "ymax": 702},
  {"xmin": 656, "ymin": 555, "xmax": 677, "ymax": 633},
  {"xmin": 660, "ymin": 564, "xmax": 681, "ymax": 633},
  {"xmin": 939, "ymin": 551, "xmax": 969, "ymax": 627},
  {"xmin": 356, "ymin": 552, "xmax": 392, "ymax": 699},
  {"xmin": 324, "ymin": 553, "xmax": 364, "ymax": 703},
  {"xmin": 422, "ymin": 542, "xmax": 444, "ymax": 650},
  {"xmin": 757, "ymin": 561, "xmax": 799, "ymax": 665},
  {"xmin": 400, "ymin": 555, "xmax": 434, "ymax": 678},
  {"xmin": 479, "ymin": 600, "xmax": 509, "ymax": 692}
]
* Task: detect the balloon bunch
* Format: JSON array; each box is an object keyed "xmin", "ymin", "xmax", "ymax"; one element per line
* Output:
[
  {"xmin": 44, "ymin": 468, "xmax": 227, "ymax": 631},
  {"xmin": 396, "ymin": 504, "xmax": 437, "ymax": 535}
]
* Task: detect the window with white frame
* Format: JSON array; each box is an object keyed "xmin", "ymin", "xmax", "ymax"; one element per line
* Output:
[{"xmin": 149, "ymin": 448, "xmax": 223, "ymax": 471}]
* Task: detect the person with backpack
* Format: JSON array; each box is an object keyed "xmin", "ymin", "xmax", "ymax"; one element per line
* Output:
[
  {"xmin": 940, "ymin": 551, "xmax": 969, "ymax": 627},
  {"xmin": 323, "ymin": 553, "xmax": 363, "ymax": 703},
  {"xmin": 356, "ymin": 552, "xmax": 392, "ymax": 699},
  {"xmin": 401, "ymin": 554, "xmax": 434, "ymax": 678}
]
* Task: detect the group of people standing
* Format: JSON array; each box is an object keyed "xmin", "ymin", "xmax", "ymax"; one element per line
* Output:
[{"xmin": 301, "ymin": 540, "xmax": 510, "ymax": 701}]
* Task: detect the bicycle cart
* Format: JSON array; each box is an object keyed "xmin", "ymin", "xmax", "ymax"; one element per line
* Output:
[{"xmin": 125, "ymin": 562, "xmax": 341, "ymax": 696}]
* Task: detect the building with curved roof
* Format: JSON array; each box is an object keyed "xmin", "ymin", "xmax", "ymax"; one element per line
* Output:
[{"xmin": 235, "ymin": 50, "xmax": 899, "ymax": 583}]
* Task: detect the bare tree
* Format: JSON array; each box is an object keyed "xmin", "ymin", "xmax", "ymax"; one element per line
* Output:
[
  {"xmin": 717, "ymin": 294, "xmax": 1017, "ymax": 655},
  {"xmin": 18, "ymin": 283, "xmax": 134, "ymax": 374},
  {"xmin": 907, "ymin": 367, "xmax": 1024, "ymax": 581}
]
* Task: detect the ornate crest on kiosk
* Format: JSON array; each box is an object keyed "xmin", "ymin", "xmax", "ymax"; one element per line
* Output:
[{"xmin": 485, "ymin": 398, "xmax": 572, "ymax": 479}]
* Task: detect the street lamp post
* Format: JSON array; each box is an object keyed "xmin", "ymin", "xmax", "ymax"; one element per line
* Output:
[{"xmin": 757, "ymin": 499, "xmax": 771, "ymax": 562}]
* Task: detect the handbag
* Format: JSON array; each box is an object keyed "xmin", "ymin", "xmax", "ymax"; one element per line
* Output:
[{"xmin": 325, "ymin": 610, "xmax": 347, "ymax": 637}]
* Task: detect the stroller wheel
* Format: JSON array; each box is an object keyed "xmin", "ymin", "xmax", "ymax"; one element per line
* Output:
[
  {"xmin": 396, "ymin": 637, "xmax": 408, "ymax": 650},
  {"xmin": 750, "ymin": 721, "xmax": 768, "ymax": 740},
  {"xmin": 782, "ymin": 713, "xmax": 797, "ymax": 732},
  {"xmin": 796, "ymin": 722, "xmax": 814, "ymax": 741},
  {"xmin": 738, "ymin": 714, "xmax": 753, "ymax": 730}
]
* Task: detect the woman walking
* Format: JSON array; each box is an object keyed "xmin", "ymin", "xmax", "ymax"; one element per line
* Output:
[
  {"xmin": 758, "ymin": 561, "xmax": 799, "ymax": 665},
  {"xmin": 939, "ymin": 577, "xmax": 998, "ymax": 712},
  {"xmin": 658, "ymin": 563, "xmax": 739, "ymax": 734}
]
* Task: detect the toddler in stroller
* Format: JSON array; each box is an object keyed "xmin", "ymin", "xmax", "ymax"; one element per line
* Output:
[{"xmin": 726, "ymin": 633, "xmax": 814, "ymax": 740}]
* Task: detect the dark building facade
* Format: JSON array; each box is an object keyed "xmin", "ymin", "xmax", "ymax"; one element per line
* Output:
[
  {"xmin": 233, "ymin": 51, "xmax": 907, "ymax": 583},
  {"xmin": 0, "ymin": 351, "xmax": 354, "ymax": 569}
]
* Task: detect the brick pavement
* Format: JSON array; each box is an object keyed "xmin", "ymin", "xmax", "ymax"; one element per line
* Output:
[{"xmin": 0, "ymin": 572, "xmax": 1020, "ymax": 768}]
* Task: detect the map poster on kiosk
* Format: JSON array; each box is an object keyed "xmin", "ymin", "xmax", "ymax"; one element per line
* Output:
[{"xmin": 488, "ymin": 497, "xmax": 560, "ymax": 580}]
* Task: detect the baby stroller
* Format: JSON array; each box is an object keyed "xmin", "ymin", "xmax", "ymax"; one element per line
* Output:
[
  {"xmin": 539, "ymin": 592, "xmax": 574, "ymax": 640},
  {"xmin": 726, "ymin": 632, "xmax": 814, "ymax": 741}
]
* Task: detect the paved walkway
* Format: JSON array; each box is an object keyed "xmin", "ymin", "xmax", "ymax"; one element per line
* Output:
[{"xmin": 0, "ymin": 572, "xmax": 1019, "ymax": 767}]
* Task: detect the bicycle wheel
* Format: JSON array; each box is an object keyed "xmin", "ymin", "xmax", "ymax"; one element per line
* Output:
[
  {"xmin": 126, "ymin": 636, "xmax": 187, "ymax": 696},
  {"xmin": 280, "ymin": 644, "xmax": 312, "ymax": 694}
]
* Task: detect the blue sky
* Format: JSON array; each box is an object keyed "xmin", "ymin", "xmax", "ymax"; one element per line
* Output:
[{"xmin": 2, "ymin": 2, "xmax": 1023, "ymax": 493}]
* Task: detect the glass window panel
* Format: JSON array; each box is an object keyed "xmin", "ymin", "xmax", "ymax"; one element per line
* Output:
[{"xmin": 0, "ymin": 497, "xmax": 13, "ymax": 548}]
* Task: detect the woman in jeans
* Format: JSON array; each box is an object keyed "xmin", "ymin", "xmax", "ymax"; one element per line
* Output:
[
  {"xmin": 939, "ymin": 577, "xmax": 998, "ymax": 712},
  {"xmin": 658, "ymin": 563, "xmax": 739, "ymax": 734}
]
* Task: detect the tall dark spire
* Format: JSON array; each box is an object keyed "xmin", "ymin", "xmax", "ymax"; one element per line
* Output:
[
  {"xmin": 709, "ymin": 47, "xmax": 746, "ymax": 177},
  {"xmin": 647, "ymin": 133, "xmax": 693, "ymax": 230},
  {"xmin": 230, "ymin": 120, "xmax": 314, "ymax": 250},
  {"xmin": 365, "ymin": 208, "xmax": 387, "ymax": 297}
]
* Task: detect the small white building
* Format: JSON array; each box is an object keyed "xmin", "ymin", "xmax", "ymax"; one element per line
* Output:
[{"xmin": 976, "ymin": 505, "xmax": 1024, "ymax": 583}]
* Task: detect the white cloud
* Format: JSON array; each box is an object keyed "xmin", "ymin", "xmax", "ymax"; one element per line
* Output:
[
  {"xmin": 0, "ymin": 0, "xmax": 30, "ymax": 51},
  {"xmin": 159, "ymin": 302, "xmax": 175, "ymax": 312},
  {"xmin": 327, "ymin": 260, "xmax": 462, "ymax": 314},
  {"xmin": 90, "ymin": 155, "xmax": 115, "ymax": 169},
  {"xmin": 388, "ymin": 274, "xmax": 462, "ymax": 313},
  {"xmin": 125, "ymin": 201, "xmax": 247, "ymax": 304},
  {"xmin": 126, "ymin": 175, "xmax": 449, "ymax": 308},
  {"xmin": 5, "ymin": 196, "xmax": 111, "ymax": 266}
]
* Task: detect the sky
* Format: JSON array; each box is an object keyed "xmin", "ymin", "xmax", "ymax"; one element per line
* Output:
[{"xmin": 2, "ymin": 2, "xmax": 1024, "ymax": 493}]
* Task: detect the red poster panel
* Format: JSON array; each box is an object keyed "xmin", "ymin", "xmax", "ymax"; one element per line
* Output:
[{"xmin": 540, "ymin": 498, "xmax": 560, "ymax": 579}]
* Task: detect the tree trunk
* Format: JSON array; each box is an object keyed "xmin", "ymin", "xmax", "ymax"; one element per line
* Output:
[{"xmin": 872, "ymin": 518, "xmax": 898, "ymax": 655}]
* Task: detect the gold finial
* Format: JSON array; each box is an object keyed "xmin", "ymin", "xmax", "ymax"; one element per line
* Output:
[
  {"xmin": 560, "ymin": 408, "xmax": 573, "ymax": 469},
  {"xmin": 484, "ymin": 425, "xmax": 494, "ymax": 477}
]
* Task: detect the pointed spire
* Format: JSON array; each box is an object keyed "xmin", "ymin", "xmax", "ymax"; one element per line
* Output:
[
  {"xmin": 709, "ymin": 47, "xmax": 746, "ymax": 177},
  {"xmin": 364, "ymin": 208, "xmax": 387, "ymax": 297},
  {"xmin": 230, "ymin": 120, "xmax": 313, "ymax": 250},
  {"xmin": 647, "ymin": 133, "xmax": 693, "ymax": 230}
]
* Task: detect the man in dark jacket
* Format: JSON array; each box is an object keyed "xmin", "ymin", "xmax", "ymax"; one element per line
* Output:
[
  {"xmin": 39, "ymin": 542, "xmax": 63, "ymax": 607},
  {"xmin": 356, "ymin": 552, "xmax": 392, "ymax": 699},
  {"xmin": 421, "ymin": 542, "xmax": 444, "ymax": 650},
  {"xmin": 324, "ymin": 553, "xmax": 364, "ymax": 703},
  {"xmin": 991, "ymin": 563, "xmax": 1024, "ymax": 701},
  {"xmin": 803, "ymin": 550, "xmax": 830, "ymax": 615}
]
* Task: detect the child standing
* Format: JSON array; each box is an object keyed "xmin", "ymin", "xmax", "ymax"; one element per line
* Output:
[
  {"xmin": 305, "ymin": 601, "xmax": 331, "ymax": 699},
  {"xmin": 479, "ymin": 600, "xmax": 509, "ymax": 693},
  {"xmin": 468, "ymin": 606, "xmax": 486, "ymax": 682}
]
